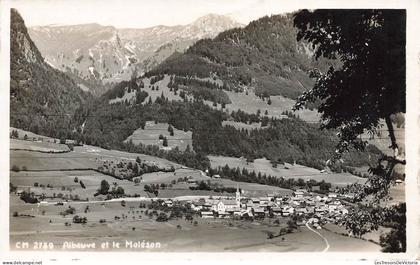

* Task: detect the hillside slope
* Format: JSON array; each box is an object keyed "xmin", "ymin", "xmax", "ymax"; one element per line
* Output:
[
  {"xmin": 10, "ymin": 8, "xmax": 90, "ymax": 138},
  {"xmin": 147, "ymin": 14, "xmax": 336, "ymax": 99}
]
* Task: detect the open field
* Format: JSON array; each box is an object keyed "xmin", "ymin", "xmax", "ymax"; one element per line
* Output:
[
  {"xmin": 10, "ymin": 170, "xmax": 149, "ymax": 200},
  {"xmin": 208, "ymin": 90, "xmax": 320, "ymax": 122},
  {"xmin": 209, "ymin": 155, "xmax": 367, "ymax": 187},
  {"xmin": 222, "ymin": 120, "xmax": 264, "ymax": 130},
  {"xmin": 10, "ymin": 140, "xmax": 297, "ymax": 200},
  {"xmin": 108, "ymin": 75, "xmax": 183, "ymax": 105},
  {"xmin": 10, "ymin": 143, "xmax": 181, "ymax": 171},
  {"xmin": 207, "ymin": 178, "xmax": 293, "ymax": 197},
  {"xmin": 10, "ymin": 127, "xmax": 59, "ymax": 143},
  {"xmin": 323, "ymin": 223, "xmax": 390, "ymax": 248},
  {"xmin": 11, "ymin": 138, "xmax": 70, "ymax": 153},
  {"xmin": 142, "ymin": 75, "xmax": 183, "ymax": 102},
  {"xmin": 124, "ymin": 121, "xmax": 192, "ymax": 151},
  {"xmin": 9, "ymin": 196, "xmax": 379, "ymax": 252}
]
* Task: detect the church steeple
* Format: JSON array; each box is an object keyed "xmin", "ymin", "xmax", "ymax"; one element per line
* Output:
[{"xmin": 235, "ymin": 184, "xmax": 241, "ymax": 206}]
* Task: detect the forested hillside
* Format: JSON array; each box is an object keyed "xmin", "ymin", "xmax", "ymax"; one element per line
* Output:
[
  {"xmin": 74, "ymin": 82, "xmax": 382, "ymax": 172},
  {"xmin": 10, "ymin": 9, "xmax": 91, "ymax": 138},
  {"xmin": 147, "ymin": 14, "xmax": 336, "ymax": 99}
]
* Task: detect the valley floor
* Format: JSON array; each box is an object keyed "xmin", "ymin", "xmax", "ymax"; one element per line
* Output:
[
  {"xmin": 8, "ymin": 135, "xmax": 396, "ymax": 252},
  {"xmin": 9, "ymin": 196, "xmax": 380, "ymax": 252}
]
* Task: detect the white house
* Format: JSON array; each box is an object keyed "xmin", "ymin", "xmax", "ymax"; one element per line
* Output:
[
  {"xmin": 339, "ymin": 208, "xmax": 349, "ymax": 215},
  {"xmin": 281, "ymin": 206, "xmax": 294, "ymax": 216},
  {"xmin": 295, "ymin": 207, "xmax": 308, "ymax": 215},
  {"xmin": 191, "ymin": 201, "xmax": 205, "ymax": 211},
  {"xmin": 212, "ymin": 201, "xmax": 226, "ymax": 213},
  {"xmin": 271, "ymin": 207, "xmax": 282, "ymax": 216},
  {"xmin": 328, "ymin": 193, "xmax": 338, "ymax": 198},
  {"xmin": 294, "ymin": 191, "xmax": 305, "ymax": 198},
  {"xmin": 201, "ymin": 211, "xmax": 214, "ymax": 218},
  {"xmin": 163, "ymin": 200, "xmax": 173, "ymax": 207},
  {"xmin": 332, "ymin": 200, "xmax": 341, "ymax": 206},
  {"xmin": 315, "ymin": 206, "xmax": 328, "ymax": 213},
  {"xmin": 251, "ymin": 198, "xmax": 260, "ymax": 204},
  {"xmin": 307, "ymin": 217, "xmax": 319, "ymax": 224}
]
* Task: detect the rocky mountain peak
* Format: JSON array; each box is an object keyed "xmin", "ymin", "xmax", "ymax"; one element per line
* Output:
[
  {"xmin": 27, "ymin": 13, "xmax": 242, "ymax": 90},
  {"xmin": 192, "ymin": 13, "xmax": 242, "ymax": 28}
]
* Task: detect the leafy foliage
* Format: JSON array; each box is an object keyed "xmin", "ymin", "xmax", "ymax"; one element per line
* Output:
[
  {"xmin": 343, "ymin": 204, "xmax": 385, "ymax": 237},
  {"xmin": 292, "ymin": 9, "xmax": 406, "ymax": 251},
  {"xmin": 293, "ymin": 9, "xmax": 405, "ymax": 157},
  {"xmin": 380, "ymin": 203, "xmax": 406, "ymax": 252}
]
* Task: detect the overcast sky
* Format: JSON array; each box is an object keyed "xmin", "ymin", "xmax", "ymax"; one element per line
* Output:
[{"xmin": 10, "ymin": 0, "xmax": 298, "ymax": 28}]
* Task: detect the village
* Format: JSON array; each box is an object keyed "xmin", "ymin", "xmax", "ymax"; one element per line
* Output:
[{"xmin": 159, "ymin": 185, "xmax": 354, "ymax": 230}]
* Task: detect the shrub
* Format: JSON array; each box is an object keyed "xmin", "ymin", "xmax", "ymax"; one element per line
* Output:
[
  {"xmin": 67, "ymin": 144, "xmax": 74, "ymax": 151},
  {"xmin": 11, "ymin": 165, "xmax": 20, "ymax": 172},
  {"xmin": 156, "ymin": 213, "xmax": 169, "ymax": 222},
  {"xmin": 79, "ymin": 181, "xmax": 86, "ymax": 189},
  {"xmin": 72, "ymin": 215, "xmax": 87, "ymax": 224},
  {"xmin": 11, "ymin": 130, "xmax": 19, "ymax": 138},
  {"xmin": 61, "ymin": 206, "xmax": 76, "ymax": 216},
  {"xmin": 19, "ymin": 191, "xmax": 38, "ymax": 204}
]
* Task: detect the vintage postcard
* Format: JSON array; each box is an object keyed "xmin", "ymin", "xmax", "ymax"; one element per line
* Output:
[{"xmin": 0, "ymin": 0, "xmax": 419, "ymax": 264}]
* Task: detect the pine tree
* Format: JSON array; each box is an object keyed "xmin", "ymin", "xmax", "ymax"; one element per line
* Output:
[
  {"xmin": 168, "ymin": 125, "xmax": 174, "ymax": 136},
  {"xmin": 162, "ymin": 137, "xmax": 168, "ymax": 147}
]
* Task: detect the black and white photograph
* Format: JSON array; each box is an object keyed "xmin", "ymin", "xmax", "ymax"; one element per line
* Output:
[{"xmin": 1, "ymin": 0, "xmax": 419, "ymax": 264}]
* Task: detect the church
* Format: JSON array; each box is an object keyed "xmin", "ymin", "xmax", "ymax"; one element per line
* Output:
[{"xmin": 211, "ymin": 185, "xmax": 241, "ymax": 214}]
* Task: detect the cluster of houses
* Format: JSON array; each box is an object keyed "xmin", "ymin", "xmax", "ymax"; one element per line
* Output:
[{"xmin": 173, "ymin": 187, "xmax": 352, "ymax": 226}]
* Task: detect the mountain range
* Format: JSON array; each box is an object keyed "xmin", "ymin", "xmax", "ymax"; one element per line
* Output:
[
  {"xmin": 9, "ymin": 8, "xmax": 383, "ymax": 178},
  {"xmin": 28, "ymin": 14, "xmax": 243, "ymax": 94}
]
